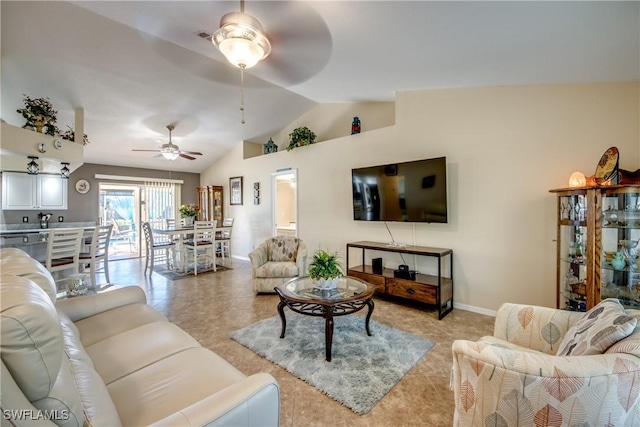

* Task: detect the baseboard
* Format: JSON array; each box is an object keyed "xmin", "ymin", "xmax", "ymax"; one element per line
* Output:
[{"xmin": 453, "ymin": 302, "xmax": 496, "ymax": 317}]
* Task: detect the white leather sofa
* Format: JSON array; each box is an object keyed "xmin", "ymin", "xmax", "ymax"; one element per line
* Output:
[{"xmin": 0, "ymin": 248, "xmax": 280, "ymax": 426}]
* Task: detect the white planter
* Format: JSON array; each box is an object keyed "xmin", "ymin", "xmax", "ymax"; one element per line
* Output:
[{"xmin": 314, "ymin": 277, "xmax": 341, "ymax": 289}]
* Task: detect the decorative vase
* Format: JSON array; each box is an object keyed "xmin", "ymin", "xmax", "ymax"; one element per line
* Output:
[
  {"xmin": 611, "ymin": 252, "xmax": 626, "ymax": 271},
  {"xmin": 67, "ymin": 274, "xmax": 88, "ymax": 296},
  {"xmin": 34, "ymin": 120, "xmax": 44, "ymax": 133},
  {"xmin": 314, "ymin": 277, "xmax": 340, "ymax": 290},
  {"xmin": 183, "ymin": 216, "xmax": 194, "ymax": 227}
]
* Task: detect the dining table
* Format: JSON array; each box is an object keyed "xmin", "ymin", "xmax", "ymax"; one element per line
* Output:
[{"xmin": 151, "ymin": 224, "xmax": 232, "ymax": 273}]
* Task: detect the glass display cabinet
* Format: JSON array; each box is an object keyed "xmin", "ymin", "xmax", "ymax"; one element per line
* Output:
[
  {"xmin": 197, "ymin": 185, "xmax": 223, "ymax": 225},
  {"xmin": 551, "ymin": 185, "xmax": 640, "ymax": 311}
]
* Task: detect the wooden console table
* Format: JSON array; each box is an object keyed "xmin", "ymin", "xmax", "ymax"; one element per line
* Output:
[{"xmin": 346, "ymin": 241, "xmax": 453, "ymax": 319}]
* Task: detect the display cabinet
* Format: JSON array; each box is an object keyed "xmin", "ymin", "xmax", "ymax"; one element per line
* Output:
[
  {"xmin": 550, "ymin": 185, "xmax": 640, "ymax": 311},
  {"xmin": 197, "ymin": 185, "xmax": 223, "ymax": 225}
]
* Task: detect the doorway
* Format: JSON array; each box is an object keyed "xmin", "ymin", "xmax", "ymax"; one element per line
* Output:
[
  {"xmin": 272, "ymin": 169, "xmax": 298, "ymax": 237},
  {"xmin": 99, "ymin": 184, "xmax": 140, "ymax": 260}
]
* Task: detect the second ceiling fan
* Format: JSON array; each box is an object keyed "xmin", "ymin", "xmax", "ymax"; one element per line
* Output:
[{"xmin": 132, "ymin": 125, "xmax": 202, "ymax": 160}]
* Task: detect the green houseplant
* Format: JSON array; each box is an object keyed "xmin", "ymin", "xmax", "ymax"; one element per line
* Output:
[
  {"xmin": 16, "ymin": 94, "xmax": 59, "ymax": 136},
  {"xmin": 286, "ymin": 126, "xmax": 316, "ymax": 151},
  {"xmin": 60, "ymin": 125, "xmax": 90, "ymax": 145},
  {"xmin": 308, "ymin": 249, "xmax": 343, "ymax": 289}
]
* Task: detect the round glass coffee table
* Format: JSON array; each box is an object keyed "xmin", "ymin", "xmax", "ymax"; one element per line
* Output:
[{"xmin": 274, "ymin": 276, "xmax": 375, "ymax": 362}]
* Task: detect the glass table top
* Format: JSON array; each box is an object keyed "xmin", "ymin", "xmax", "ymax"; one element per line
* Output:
[{"xmin": 280, "ymin": 276, "xmax": 372, "ymax": 302}]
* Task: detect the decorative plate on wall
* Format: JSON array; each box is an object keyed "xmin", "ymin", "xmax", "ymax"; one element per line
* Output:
[
  {"xmin": 594, "ymin": 147, "xmax": 619, "ymax": 184},
  {"xmin": 75, "ymin": 179, "xmax": 90, "ymax": 194}
]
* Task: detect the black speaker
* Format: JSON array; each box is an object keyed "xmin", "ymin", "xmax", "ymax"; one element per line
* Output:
[{"xmin": 372, "ymin": 258, "xmax": 383, "ymax": 274}]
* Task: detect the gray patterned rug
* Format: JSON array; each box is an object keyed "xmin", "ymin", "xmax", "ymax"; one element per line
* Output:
[{"xmin": 229, "ymin": 313, "xmax": 434, "ymax": 414}]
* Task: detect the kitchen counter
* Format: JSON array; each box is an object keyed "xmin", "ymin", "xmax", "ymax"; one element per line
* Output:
[{"xmin": 0, "ymin": 222, "xmax": 96, "ymax": 234}]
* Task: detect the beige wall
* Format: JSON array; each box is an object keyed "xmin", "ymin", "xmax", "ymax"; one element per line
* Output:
[{"xmin": 201, "ymin": 83, "xmax": 640, "ymax": 313}]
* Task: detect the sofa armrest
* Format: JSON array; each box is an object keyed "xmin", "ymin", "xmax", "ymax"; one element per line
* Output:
[
  {"xmin": 149, "ymin": 373, "xmax": 279, "ymax": 427},
  {"xmin": 296, "ymin": 243, "xmax": 308, "ymax": 275},
  {"xmin": 452, "ymin": 339, "xmax": 640, "ymax": 426},
  {"xmin": 248, "ymin": 243, "xmax": 268, "ymax": 276},
  {"xmin": 493, "ymin": 302, "xmax": 584, "ymax": 354},
  {"xmin": 55, "ymin": 286, "xmax": 147, "ymax": 322}
]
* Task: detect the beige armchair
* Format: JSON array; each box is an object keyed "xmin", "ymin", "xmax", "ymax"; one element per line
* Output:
[
  {"xmin": 451, "ymin": 302, "xmax": 640, "ymax": 426},
  {"xmin": 248, "ymin": 236, "xmax": 308, "ymax": 293}
]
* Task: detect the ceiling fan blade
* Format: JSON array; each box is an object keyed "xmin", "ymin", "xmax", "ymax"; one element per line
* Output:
[
  {"xmin": 179, "ymin": 153, "xmax": 196, "ymax": 160},
  {"xmin": 132, "ymin": 149, "xmax": 161, "ymax": 152},
  {"xmin": 153, "ymin": 154, "xmax": 164, "ymax": 159},
  {"xmin": 180, "ymin": 150, "xmax": 202, "ymax": 156}
]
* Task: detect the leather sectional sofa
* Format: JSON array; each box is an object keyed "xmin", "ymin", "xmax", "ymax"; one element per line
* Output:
[{"xmin": 0, "ymin": 248, "xmax": 279, "ymax": 426}]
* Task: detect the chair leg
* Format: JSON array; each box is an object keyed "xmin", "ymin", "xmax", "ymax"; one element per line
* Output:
[
  {"xmin": 104, "ymin": 259, "xmax": 110, "ymax": 283},
  {"xmin": 90, "ymin": 261, "xmax": 97, "ymax": 288}
]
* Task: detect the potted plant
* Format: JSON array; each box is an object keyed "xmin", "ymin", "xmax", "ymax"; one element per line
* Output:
[
  {"xmin": 60, "ymin": 125, "xmax": 90, "ymax": 145},
  {"xmin": 16, "ymin": 94, "xmax": 59, "ymax": 136},
  {"xmin": 308, "ymin": 249, "xmax": 343, "ymax": 289},
  {"xmin": 286, "ymin": 126, "xmax": 316, "ymax": 151},
  {"xmin": 178, "ymin": 204, "xmax": 200, "ymax": 226}
]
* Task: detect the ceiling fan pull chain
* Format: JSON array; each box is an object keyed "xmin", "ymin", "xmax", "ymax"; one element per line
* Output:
[{"xmin": 240, "ymin": 64, "xmax": 246, "ymax": 124}]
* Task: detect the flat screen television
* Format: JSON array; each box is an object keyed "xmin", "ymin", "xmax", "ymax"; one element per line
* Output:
[{"xmin": 351, "ymin": 157, "xmax": 448, "ymax": 223}]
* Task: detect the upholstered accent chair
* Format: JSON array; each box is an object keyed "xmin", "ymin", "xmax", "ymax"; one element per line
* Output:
[
  {"xmin": 248, "ymin": 236, "xmax": 308, "ymax": 293},
  {"xmin": 451, "ymin": 301, "xmax": 640, "ymax": 426}
]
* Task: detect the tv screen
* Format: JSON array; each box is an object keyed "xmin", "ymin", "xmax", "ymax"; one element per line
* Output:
[{"xmin": 351, "ymin": 157, "xmax": 448, "ymax": 223}]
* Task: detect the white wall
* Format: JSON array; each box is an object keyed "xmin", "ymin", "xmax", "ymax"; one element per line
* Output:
[{"xmin": 201, "ymin": 83, "xmax": 640, "ymax": 312}]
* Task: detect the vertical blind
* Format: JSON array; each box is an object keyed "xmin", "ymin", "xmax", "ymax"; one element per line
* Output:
[{"xmin": 143, "ymin": 181, "xmax": 181, "ymax": 223}]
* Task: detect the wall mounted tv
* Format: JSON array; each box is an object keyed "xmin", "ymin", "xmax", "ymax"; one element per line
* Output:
[{"xmin": 351, "ymin": 157, "xmax": 448, "ymax": 223}]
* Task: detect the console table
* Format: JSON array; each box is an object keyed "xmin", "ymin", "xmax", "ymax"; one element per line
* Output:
[{"xmin": 346, "ymin": 241, "xmax": 453, "ymax": 319}]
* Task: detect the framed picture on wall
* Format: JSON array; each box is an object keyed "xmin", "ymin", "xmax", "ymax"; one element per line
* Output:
[{"xmin": 230, "ymin": 176, "xmax": 243, "ymax": 205}]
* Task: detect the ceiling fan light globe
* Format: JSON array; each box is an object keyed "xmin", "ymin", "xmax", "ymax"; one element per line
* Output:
[
  {"xmin": 161, "ymin": 151, "xmax": 180, "ymax": 161},
  {"xmin": 213, "ymin": 12, "xmax": 271, "ymax": 69}
]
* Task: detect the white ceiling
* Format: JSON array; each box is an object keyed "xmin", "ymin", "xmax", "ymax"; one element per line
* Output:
[{"xmin": 2, "ymin": 1, "xmax": 638, "ymax": 173}]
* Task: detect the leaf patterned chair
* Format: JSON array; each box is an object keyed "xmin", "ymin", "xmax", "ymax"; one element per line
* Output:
[
  {"xmin": 452, "ymin": 300, "xmax": 640, "ymax": 426},
  {"xmin": 248, "ymin": 236, "xmax": 308, "ymax": 293}
]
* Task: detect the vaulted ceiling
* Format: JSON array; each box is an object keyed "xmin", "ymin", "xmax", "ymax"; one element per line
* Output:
[{"xmin": 2, "ymin": 1, "xmax": 638, "ymax": 172}]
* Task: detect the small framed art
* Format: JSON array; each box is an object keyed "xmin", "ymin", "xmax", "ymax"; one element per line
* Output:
[{"xmin": 230, "ymin": 176, "xmax": 243, "ymax": 205}]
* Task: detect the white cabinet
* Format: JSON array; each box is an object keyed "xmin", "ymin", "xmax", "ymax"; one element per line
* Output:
[{"xmin": 2, "ymin": 172, "xmax": 68, "ymax": 210}]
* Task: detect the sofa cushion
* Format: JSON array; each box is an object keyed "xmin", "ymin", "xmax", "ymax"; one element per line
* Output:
[
  {"xmin": 73, "ymin": 302, "xmax": 168, "ymax": 347},
  {"xmin": 0, "ymin": 276, "xmax": 63, "ymax": 401},
  {"xmin": 268, "ymin": 237, "xmax": 299, "ymax": 262},
  {"xmin": 255, "ymin": 261, "xmax": 299, "ymax": 278},
  {"xmin": 107, "ymin": 347, "xmax": 246, "ymax": 426},
  {"xmin": 85, "ymin": 321, "xmax": 201, "ymax": 385},
  {"xmin": 557, "ymin": 298, "xmax": 637, "ymax": 356},
  {"xmin": 1, "ymin": 255, "xmax": 58, "ymax": 302}
]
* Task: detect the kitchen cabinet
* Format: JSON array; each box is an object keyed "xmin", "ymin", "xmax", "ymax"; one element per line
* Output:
[
  {"xmin": 550, "ymin": 184, "xmax": 640, "ymax": 311},
  {"xmin": 2, "ymin": 172, "xmax": 68, "ymax": 210}
]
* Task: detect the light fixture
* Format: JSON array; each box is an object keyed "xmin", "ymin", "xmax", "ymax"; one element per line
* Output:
[
  {"xmin": 27, "ymin": 156, "xmax": 39, "ymax": 175},
  {"xmin": 212, "ymin": 0, "xmax": 271, "ymax": 124},
  {"xmin": 161, "ymin": 125, "xmax": 180, "ymax": 160},
  {"xmin": 60, "ymin": 162, "xmax": 70, "ymax": 179},
  {"xmin": 568, "ymin": 171, "xmax": 587, "ymax": 188}
]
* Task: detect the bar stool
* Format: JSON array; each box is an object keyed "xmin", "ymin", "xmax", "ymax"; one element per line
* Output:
[
  {"xmin": 44, "ymin": 228, "xmax": 84, "ymax": 287},
  {"xmin": 79, "ymin": 224, "xmax": 113, "ymax": 286}
]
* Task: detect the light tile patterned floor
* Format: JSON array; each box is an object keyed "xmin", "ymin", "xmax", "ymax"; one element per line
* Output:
[{"xmin": 105, "ymin": 257, "xmax": 494, "ymax": 426}]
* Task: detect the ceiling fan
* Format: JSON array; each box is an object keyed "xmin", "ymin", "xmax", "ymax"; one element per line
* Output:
[{"xmin": 132, "ymin": 125, "xmax": 202, "ymax": 161}]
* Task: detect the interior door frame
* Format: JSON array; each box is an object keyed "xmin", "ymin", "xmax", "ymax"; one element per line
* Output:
[{"xmin": 271, "ymin": 168, "xmax": 298, "ymax": 237}]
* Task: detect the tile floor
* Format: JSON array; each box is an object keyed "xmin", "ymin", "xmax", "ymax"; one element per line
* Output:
[{"xmin": 105, "ymin": 257, "xmax": 495, "ymax": 426}]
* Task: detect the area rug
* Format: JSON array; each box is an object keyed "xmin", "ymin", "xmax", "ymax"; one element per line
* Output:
[
  {"xmin": 229, "ymin": 313, "xmax": 434, "ymax": 414},
  {"xmin": 153, "ymin": 264, "xmax": 230, "ymax": 280}
]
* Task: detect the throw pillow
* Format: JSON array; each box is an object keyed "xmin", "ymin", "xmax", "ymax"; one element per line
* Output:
[
  {"xmin": 268, "ymin": 237, "xmax": 299, "ymax": 262},
  {"xmin": 556, "ymin": 298, "xmax": 637, "ymax": 356}
]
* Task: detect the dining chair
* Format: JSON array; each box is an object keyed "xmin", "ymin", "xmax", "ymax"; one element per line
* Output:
[
  {"xmin": 184, "ymin": 221, "xmax": 217, "ymax": 275},
  {"xmin": 44, "ymin": 227, "xmax": 84, "ymax": 286},
  {"xmin": 78, "ymin": 224, "xmax": 113, "ymax": 286},
  {"xmin": 142, "ymin": 221, "xmax": 175, "ymax": 275},
  {"xmin": 110, "ymin": 218, "xmax": 135, "ymax": 253},
  {"xmin": 217, "ymin": 218, "xmax": 234, "ymax": 264}
]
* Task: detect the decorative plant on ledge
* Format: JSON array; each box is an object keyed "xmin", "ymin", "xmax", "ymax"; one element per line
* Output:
[
  {"xmin": 16, "ymin": 95, "xmax": 59, "ymax": 136},
  {"xmin": 60, "ymin": 125, "xmax": 90, "ymax": 145},
  {"xmin": 286, "ymin": 126, "xmax": 316, "ymax": 151},
  {"xmin": 308, "ymin": 249, "xmax": 343, "ymax": 289}
]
